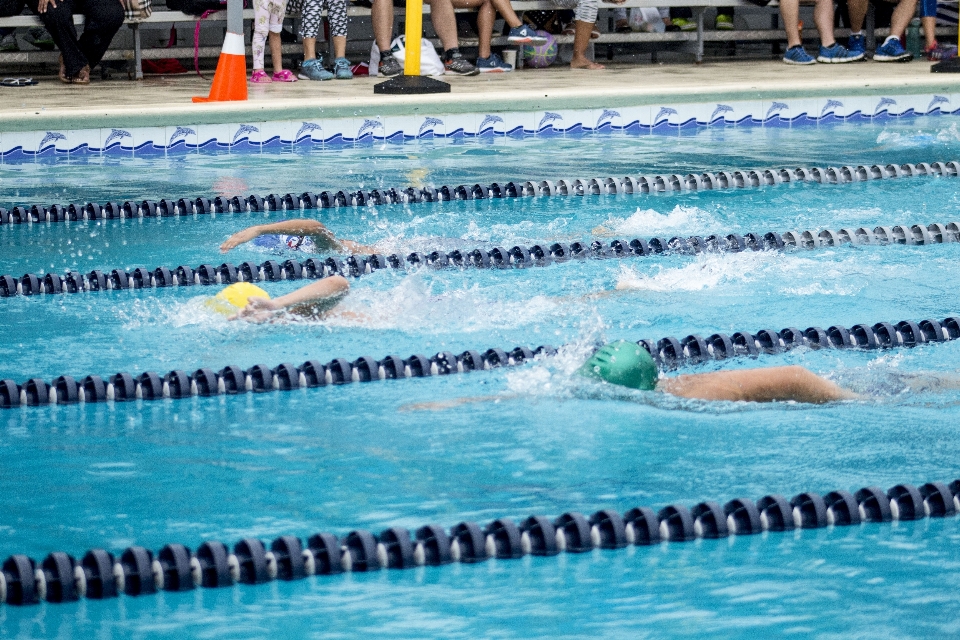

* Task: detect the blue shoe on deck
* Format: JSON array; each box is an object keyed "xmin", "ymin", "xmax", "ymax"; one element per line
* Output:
[
  {"xmin": 847, "ymin": 33, "xmax": 865, "ymax": 56},
  {"xmin": 507, "ymin": 24, "xmax": 548, "ymax": 45},
  {"xmin": 333, "ymin": 57, "xmax": 353, "ymax": 79},
  {"xmin": 476, "ymin": 52, "xmax": 513, "ymax": 73},
  {"xmin": 783, "ymin": 45, "xmax": 815, "ymax": 65},
  {"xmin": 874, "ymin": 36, "xmax": 913, "ymax": 62},
  {"xmin": 817, "ymin": 42, "xmax": 863, "ymax": 63}
]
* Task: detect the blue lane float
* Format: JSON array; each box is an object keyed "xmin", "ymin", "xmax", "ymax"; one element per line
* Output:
[
  {"xmin": 1, "ymin": 219, "xmax": 958, "ymax": 298},
  {"xmin": 0, "ymin": 161, "xmax": 957, "ymax": 228},
  {"xmin": 1, "ymin": 479, "xmax": 957, "ymax": 606},
  {"xmin": 1, "ymin": 315, "xmax": 959, "ymax": 409}
]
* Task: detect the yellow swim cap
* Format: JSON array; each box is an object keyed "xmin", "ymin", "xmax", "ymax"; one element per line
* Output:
[{"xmin": 205, "ymin": 282, "xmax": 270, "ymax": 315}]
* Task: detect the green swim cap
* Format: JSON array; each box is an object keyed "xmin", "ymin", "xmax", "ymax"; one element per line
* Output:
[{"xmin": 579, "ymin": 340, "xmax": 658, "ymax": 390}]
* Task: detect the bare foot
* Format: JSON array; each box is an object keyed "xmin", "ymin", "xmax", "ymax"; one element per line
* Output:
[{"xmin": 570, "ymin": 57, "xmax": 605, "ymax": 70}]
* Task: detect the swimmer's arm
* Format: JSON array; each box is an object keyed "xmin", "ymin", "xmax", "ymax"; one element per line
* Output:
[
  {"xmin": 219, "ymin": 220, "xmax": 373, "ymax": 254},
  {"xmin": 237, "ymin": 276, "xmax": 350, "ymax": 319},
  {"xmin": 657, "ymin": 365, "xmax": 859, "ymax": 404}
]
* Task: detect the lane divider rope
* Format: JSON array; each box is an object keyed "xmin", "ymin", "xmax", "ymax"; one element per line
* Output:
[
  {"xmin": 0, "ymin": 161, "xmax": 957, "ymax": 227},
  {"xmin": 2, "ymin": 478, "xmax": 957, "ymax": 606},
  {"xmin": 1, "ymin": 315, "xmax": 958, "ymax": 409},
  {"xmin": 3, "ymin": 220, "xmax": 958, "ymax": 298}
]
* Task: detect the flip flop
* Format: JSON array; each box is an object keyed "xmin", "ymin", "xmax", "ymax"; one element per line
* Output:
[{"xmin": 1, "ymin": 77, "xmax": 38, "ymax": 86}]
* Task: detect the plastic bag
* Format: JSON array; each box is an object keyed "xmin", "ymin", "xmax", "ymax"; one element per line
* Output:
[{"xmin": 370, "ymin": 35, "xmax": 445, "ymax": 76}]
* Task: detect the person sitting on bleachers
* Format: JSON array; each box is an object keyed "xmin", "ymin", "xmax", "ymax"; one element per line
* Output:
[
  {"xmin": 373, "ymin": 0, "xmax": 479, "ymax": 75},
  {"xmin": 780, "ymin": 0, "xmax": 862, "ymax": 64},
  {"xmin": 845, "ymin": 0, "xmax": 916, "ymax": 61},
  {"xmin": 32, "ymin": 0, "xmax": 123, "ymax": 83},
  {"xmin": 449, "ymin": 0, "xmax": 546, "ymax": 71}
]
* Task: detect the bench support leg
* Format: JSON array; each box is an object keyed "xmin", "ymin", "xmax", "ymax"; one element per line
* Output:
[
  {"xmin": 694, "ymin": 7, "xmax": 704, "ymax": 64},
  {"xmin": 133, "ymin": 23, "xmax": 143, "ymax": 80}
]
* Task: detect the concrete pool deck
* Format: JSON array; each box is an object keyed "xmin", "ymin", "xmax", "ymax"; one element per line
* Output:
[{"xmin": 3, "ymin": 58, "xmax": 960, "ymax": 131}]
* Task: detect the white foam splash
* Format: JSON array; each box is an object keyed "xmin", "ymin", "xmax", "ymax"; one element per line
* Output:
[
  {"xmin": 615, "ymin": 251, "xmax": 866, "ymax": 296},
  {"xmin": 595, "ymin": 205, "xmax": 718, "ymax": 237},
  {"xmin": 875, "ymin": 123, "xmax": 960, "ymax": 148}
]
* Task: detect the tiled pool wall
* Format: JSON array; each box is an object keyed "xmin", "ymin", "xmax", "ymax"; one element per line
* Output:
[{"xmin": 2, "ymin": 93, "xmax": 957, "ymax": 158}]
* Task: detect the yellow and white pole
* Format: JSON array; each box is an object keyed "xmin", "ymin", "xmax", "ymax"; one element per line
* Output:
[{"xmin": 403, "ymin": 0, "xmax": 422, "ymax": 76}]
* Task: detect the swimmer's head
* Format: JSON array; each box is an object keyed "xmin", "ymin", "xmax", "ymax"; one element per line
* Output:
[
  {"xmin": 205, "ymin": 282, "xmax": 270, "ymax": 315},
  {"xmin": 579, "ymin": 340, "xmax": 658, "ymax": 390}
]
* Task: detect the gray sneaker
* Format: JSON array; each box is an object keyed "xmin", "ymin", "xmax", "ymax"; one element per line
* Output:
[
  {"xmin": 333, "ymin": 57, "xmax": 353, "ymax": 79},
  {"xmin": 298, "ymin": 57, "xmax": 334, "ymax": 81},
  {"xmin": 0, "ymin": 33, "xmax": 18, "ymax": 52},
  {"xmin": 378, "ymin": 53, "xmax": 402, "ymax": 77},
  {"xmin": 443, "ymin": 51, "xmax": 479, "ymax": 76}
]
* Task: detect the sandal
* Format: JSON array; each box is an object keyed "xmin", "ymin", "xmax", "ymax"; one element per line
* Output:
[
  {"xmin": 272, "ymin": 69, "xmax": 297, "ymax": 82},
  {"xmin": 561, "ymin": 22, "xmax": 575, "ymax": 36},
  {"xmin": 71, "ymin": 65, "xmax": 90, "ymax": 85},
  {"xmin": 591, "ymin": 24, "xmax": 601, "ymax": 39},
  {"xmin": 1, "ymin": 77, "xmax": 38, "ymax": 86},
  {"xmin": 250, "ymin": 69, "xmax": 271, "ymax": 83}
]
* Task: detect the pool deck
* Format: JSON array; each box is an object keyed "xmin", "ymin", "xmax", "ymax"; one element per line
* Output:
[{"xmin": 4, "ymin": 59, "xmax": 960, "ymax": 131}]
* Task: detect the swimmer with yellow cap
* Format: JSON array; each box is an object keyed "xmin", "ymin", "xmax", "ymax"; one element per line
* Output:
[
  {"xmin": 207, "ymin": 276, "xmax": 350, "ymax": 321},
  {"xmin": 220, "ymin": 219, "xmax": 372, "ymax": 255}
]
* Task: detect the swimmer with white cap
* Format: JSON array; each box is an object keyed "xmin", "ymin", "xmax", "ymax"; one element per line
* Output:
[
  {"xmin": 220, "ymin": 219, "xmax": 372, "ymax": 255},
  {"xmin": 207, "ymin": 277, "xmax": 350, "ymax": 322}
]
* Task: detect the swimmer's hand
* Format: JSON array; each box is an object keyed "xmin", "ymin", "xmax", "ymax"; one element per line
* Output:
[
  {"xmin": 220, "ymin": 226, "xmax": 262, "ymax": 253},
  {"xmin": 229, "ymin": 296, "xmax": 280, "ymax": 323}
]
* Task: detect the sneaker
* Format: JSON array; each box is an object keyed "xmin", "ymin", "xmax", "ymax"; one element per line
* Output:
[
  {"xmin": 476, "ymin": 52, "xmax": 513, "ymax": 72},
  {"xmin": 299, "ymin": 57, "xmax": 334, "ymax": 81},
  {"xmin": 817, "ymin": 42, "xmax": 863, "ymax": 63},
  {"xmin": 783, "ymin": 44, "xmax": 815, "ymax": 65},
  {"xmin": 443, "ymin": 51, "xmax": 480, "ymax": 76},
  {"xmin": 25, "ymin": 27, "xmax": 54, "ymax": 51},
  {"xmin": 847, "ymin": 32, "xmax": 865, "ymax": 56},
  {"xmin": 715, "ymin": 14, "xmax": 733, "ymax": 30},
  {"xmin": 671, "ymin": 18, "xmax": 697, "ymax": 32},
  {"xmin": 507, "ymin": 24, "xmax": 548, "ymax": 45},
  {"xmin": 926, "ymin": 43, "xmax": 958, "ymax": 60},
  {"xmin": 874, "ymin": 35, "xmax": 912, "ymax": 62},
  {"xmin": 333, "ymin": 57, "xmax": 353, "ymax": 79},
  {"xmin": 378, "ymin": 53, "xmax": 402, "ymax": 77},
  {"xmin": 250, "ymin": 69, "xmax": 271, "ymax": 83},
  {"xmin": 272, "ymin": 69, "xmax": 297, "ymax": 82},
  {"xmin": 0, "ymin": 33, "xmax": 18, "ymax": 52}
]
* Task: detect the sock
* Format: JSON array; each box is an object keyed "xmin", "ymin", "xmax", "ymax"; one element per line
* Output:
[
  {"xmin": 380, "ymin": 50, "xmax": 393, "ymax": 60},
  {"xmin": 443, "ymin": 47, "xmax": 460, "ymax": 61},
  {"xmin": 850, "ymin": 31, "xmax": 863, "ymax": 36}
]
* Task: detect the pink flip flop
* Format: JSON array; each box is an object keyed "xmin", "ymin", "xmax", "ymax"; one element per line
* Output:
[
  {"xmin": 272, "ymin": 69, "xmax": 297, "ymax": 82},
  {"xmin": 250, "ymin": 69, "xmax": 271, "ymax": 83}
]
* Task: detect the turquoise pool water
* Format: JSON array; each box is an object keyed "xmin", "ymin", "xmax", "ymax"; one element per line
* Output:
[{"xmin": 2, "ymin": 116, "xmax": 960, "ymax": 637}]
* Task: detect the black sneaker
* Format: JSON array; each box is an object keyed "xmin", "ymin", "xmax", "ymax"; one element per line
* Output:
[
  {"xmin": 443, "ymin": 51, "xmax": 479, "ymax": 76},
  {"xmin": 379, "ymin": 54, "xmax": 402, "ymax": 77}
]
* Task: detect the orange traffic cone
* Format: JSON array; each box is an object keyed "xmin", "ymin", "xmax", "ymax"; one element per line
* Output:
[{"xmin": 193, "ymin": 31, "xmax": 247, "ymax": 103}]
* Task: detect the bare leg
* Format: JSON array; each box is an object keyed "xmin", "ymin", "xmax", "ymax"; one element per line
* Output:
[
  {"xmin": 889, "ymin": 0, "xmax": 917, "ymax": 39},
  {"xmin": 453, "ymin": 0, "xmax": 495, "ymax": 57},
  {"xmin": 571, "ymin": 20, "xmax": 603, "ymax": 68},
  {"xmin": 780, "ymin": 0, "xmax": 801, "ymax": 47},
  {"xmin": 922, "ymin": 16, "xmax": 937, "ymax": 48},
  {"xmin": 424, "ymin": 0, "xmax": 459, "ymax": 51},
  {"xmin": 813, "ymin": 0, "xmax": 836, "ymax": 48},
  {"xmin": 372, "ymin": 0, "xmax": 395, "ymax": 51},
  {"xmin": 847, "ymin": 0, "xmax": 867, "ymax": 32},
  {"xmin": 658, "ymin": 365, "xmax": 858, "ymax": 403},
  {"xmin": 303, "ymin": 36, "xmax": 316, "ymax": 60},
  {"xmin": 333, "ymin": 35, "xmax": 346, "ymax": 58},
  {"xmin": 268, "ymin": 31, "xmax": 283, "ymax": 73}
]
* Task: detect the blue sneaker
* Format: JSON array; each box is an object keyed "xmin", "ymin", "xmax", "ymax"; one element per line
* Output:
[
  {"xmin": 817, "ymin": 42, "xmax": 863, "ymax": 63},
  {"xmin": 298, "ymin": 57, "xmax": 334, "ymax": 81},
  {"xmin": 476, "ymin": 52, "xmax": 513, "ymax": 73},
  {"xmin": 507, "ymin": 24, "xmax": 548, "ymax": 45},
  {"xmin": 333, "ymin": 57, "xmax": 353, "ymax": 79},
  {"xmin": 874, "ymin": 35, "xmax": 912, "ymax": 62},
  {"xmin": 783, "ymin": 44, "xmax": 815, "ymax": 65},
  {"xmin": 847, "ymin": 32, "xmax": 865, "ymax": 56}
]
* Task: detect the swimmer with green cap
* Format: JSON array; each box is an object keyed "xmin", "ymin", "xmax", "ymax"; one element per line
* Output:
[
  {"xmin": 402, "ymin": 340, "xmax": 858, "ymax": 411},
  {"xmin": 207, "ymin": 276, "xmax": 350, "ymax": 322},
  {"xmin": 579, "ymin": 340, "xmax": 856, "ymax": 403}
]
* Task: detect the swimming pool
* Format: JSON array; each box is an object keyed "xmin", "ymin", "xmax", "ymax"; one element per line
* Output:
[{"xmin": 3, "ymin": 114, "xmax": 960, "ymax": 638}]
